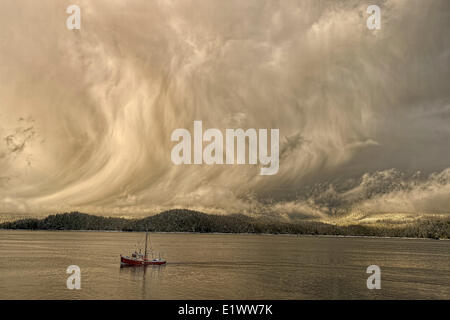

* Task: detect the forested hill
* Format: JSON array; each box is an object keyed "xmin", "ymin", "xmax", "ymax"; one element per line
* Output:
[{"xmin": 0, "ymin": 209, "xmax": 449, "ymax": 239}]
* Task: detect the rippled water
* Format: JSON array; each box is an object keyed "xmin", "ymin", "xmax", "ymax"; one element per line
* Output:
[{"xmin": 0, "ymin": 230, "xmax": 449, "ymax": 299}]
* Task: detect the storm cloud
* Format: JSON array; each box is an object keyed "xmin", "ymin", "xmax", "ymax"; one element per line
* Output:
[{"xmin": 0, "ymin": 0, "xmax": 449, "ymax": 221}]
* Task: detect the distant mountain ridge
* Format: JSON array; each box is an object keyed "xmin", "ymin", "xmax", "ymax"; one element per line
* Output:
[{"xmin": 0, "ymin": 209, "xmax": 449, "ymax": 239}]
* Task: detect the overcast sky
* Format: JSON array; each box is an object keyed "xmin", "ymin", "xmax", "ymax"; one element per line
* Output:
[{"xmin": 1, "ymin": 0, "xmax": 449, "ymax": 221}]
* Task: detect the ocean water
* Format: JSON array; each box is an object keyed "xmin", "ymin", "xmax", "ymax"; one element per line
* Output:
[{"xmin": 0, "ymin": 230, "xmax": 448, "ymax": 299}]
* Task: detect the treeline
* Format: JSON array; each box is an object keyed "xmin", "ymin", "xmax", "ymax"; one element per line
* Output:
[{"xmin": 1, "ymin": 209, "xmax": 449, "ymax": 239}]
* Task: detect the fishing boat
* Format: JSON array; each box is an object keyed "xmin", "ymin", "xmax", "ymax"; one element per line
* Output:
[{"xmin": 120, "ymin": 231, "xmax": 166, "ymax": 266}]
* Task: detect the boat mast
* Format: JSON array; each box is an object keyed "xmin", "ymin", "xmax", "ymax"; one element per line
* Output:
[{"xmin": 144, "ymin": 231, "xmax": 148, "ymax": 260}]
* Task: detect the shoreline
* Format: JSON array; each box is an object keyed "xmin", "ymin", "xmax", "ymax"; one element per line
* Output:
[{"xmin": 0, "ymin": 228, "xmax": 448, "ymax": 241}]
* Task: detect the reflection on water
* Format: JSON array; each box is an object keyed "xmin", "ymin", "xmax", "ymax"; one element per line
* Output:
[
  {"xmin": 0, "ymin": 230, "xmax": 449, "ymax": 299},
  {"xmin": 119, "ymin": 265, "xmax": 166, "ymax": 299},
  {"xmin": 119, "ymin": 264, "xmax": 167, "ymax": 282}
]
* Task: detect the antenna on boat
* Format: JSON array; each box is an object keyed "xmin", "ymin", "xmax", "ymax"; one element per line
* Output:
[{"xmin": 144, "ymin": 229, "xmax": 148, "ymax": 260}]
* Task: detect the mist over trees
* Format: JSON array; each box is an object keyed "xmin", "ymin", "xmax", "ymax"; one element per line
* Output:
[{"xmin": 0, "ymin": 209, "xmax": 448, "ymax": 239}]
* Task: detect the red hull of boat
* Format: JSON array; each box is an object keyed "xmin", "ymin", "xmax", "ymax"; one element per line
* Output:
[{"xmin": 120, "ymin": 255, "xmax": 166, "ymax": 266}]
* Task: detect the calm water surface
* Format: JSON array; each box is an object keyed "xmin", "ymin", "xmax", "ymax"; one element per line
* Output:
[{"xmin": 0, "ymin": 230, "xmax": 449, "ymax": 299}]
